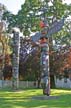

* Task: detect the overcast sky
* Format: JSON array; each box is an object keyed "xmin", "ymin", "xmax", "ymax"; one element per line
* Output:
[{"xmin": 0, "ymin": 0, "xmax": 71, "ymax": 14}]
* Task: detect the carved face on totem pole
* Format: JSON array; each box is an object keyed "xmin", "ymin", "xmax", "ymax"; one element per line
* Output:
[{"xmin": 39, "ymin": 20, "xmax": 49, "ymax": 44}]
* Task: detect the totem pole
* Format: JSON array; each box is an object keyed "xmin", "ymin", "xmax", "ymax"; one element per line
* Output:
[
  {"xmin": 39, "ymin": 19, "xmax": 50, "ymax": 95},
  {"xmin": 12, "ymin": 28, "xmax": 20, "ymax": 90},
  {"xmin": 31, "ymin": 17, "xmax": 64, "ymax": 95}
]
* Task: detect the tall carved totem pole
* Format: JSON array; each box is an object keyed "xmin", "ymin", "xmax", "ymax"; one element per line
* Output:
[
  {"xmin": 39, "ymin": 20, "xmax": 50, "ymax": 95},
  {"xmin": 12, "ymin": 28, "xmax": 20, "ymax": 90},
  {"xmin": 31, "ymin": 16, "xmax": 64, "ymax": 95}
]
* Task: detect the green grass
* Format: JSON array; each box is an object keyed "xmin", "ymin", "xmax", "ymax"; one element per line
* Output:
[{"xmin": 0, "ymin": 88, "xmax": 71, "ymax": 108}]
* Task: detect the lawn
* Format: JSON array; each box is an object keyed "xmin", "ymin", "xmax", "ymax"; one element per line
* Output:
[{"xmin": 0, "ymin": 88, "xmax": 71, "ymax": 108}]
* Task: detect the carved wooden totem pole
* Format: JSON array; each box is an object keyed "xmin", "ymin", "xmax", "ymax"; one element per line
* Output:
[
  {"xmin": 12, "ymin": 28, "xmax": 20, "ymax": 90},
  {"xmin": 39, "ymin": 20, "xmax": 50, "ymax": 95},
  {"xmin": 31, "ymin": 17, "xmax": 64, "ymax": 95}
]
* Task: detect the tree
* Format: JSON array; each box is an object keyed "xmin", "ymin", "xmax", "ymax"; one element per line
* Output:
[
  {"xmin": 0, "ymin": 3, "xmax": 6, "ymax": 20},
  {"xmin": 2, "ymin": 0, "xmax": 71, "ymax": 37}
]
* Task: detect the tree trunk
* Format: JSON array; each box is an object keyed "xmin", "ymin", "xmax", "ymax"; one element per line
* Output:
[{"xmin": 49, "ymin": 37, "xmax": 55, "ymax": 88}]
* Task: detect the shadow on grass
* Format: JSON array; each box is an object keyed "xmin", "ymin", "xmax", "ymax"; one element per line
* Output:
[
  {"xmin": 0, "ymin": 94, "xmax": 71, "ymax": 108},
  {"xmin": 0, "ymin": 88, "xmax": 71, "ymax": 108}
]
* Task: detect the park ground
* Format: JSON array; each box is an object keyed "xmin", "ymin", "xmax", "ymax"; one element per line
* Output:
[{"xmin": 0, "ymin": 88, "xmax": 71, "ymax": 108}]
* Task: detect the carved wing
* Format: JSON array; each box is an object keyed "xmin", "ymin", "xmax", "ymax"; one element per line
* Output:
[
  {"xmin": 47, "ymin": 18, "xmax": 64, "ymax": 37},
  {"xmin": 31, "ymin": 18, "xmax": 64, "ymax": 43}
]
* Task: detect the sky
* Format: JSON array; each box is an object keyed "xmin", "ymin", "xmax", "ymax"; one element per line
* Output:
[
  {"xmin": 0, "ymin": 0, "xmax": 25, "ymax": 14},
  {"xmin": 0, "ymin": 0, "xmax": 71, "ymax": 15}
]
